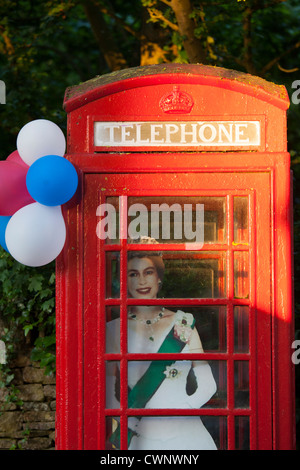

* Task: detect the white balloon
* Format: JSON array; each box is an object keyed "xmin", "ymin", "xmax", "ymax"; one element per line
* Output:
[
  {"xmin": 17, "ymin": 119, "xmax": 66, "ymax": 166},
  {"xmin": 5, "ymin": 203, "xmax": 66, "ymax": 267}
]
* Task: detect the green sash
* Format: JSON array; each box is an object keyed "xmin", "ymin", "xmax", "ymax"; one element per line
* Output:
[{"xmin": 109, "ymin": 319, "xmax": 195, "ymax": 449}]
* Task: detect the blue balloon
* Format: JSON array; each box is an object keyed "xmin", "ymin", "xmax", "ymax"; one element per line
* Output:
[
  {"xmin": 0, "ymin": 216, "xmax": 11, "ymax": 252},
  {"xmin": 26, "ymin": 155, "xmax": 78, "ymax": 206}
]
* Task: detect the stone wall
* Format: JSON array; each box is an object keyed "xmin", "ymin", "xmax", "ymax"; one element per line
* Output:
[{"xmin": 0, "ymin": 350, "xmax": 56, "ymax": 450}]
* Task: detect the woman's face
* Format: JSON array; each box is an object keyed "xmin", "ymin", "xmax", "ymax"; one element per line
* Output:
[{"xmin": 127, "ymin": 257, "xmax": 160, "ymax": 299}]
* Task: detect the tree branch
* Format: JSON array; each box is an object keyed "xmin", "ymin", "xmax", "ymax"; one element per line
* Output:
[
  {"xmin": 252, "ymin": 0, "xmax": 287, "ymax": 12},
  {"xmin": 0, "ymin": 26, "xmax": 15, "ymax": 56},
  {"xmin": 81, "ymin": 0, "xmax": 128, "ymax": 71},
  {"xmin": 93, "ymin": 0, "xmax": 142, "ymax": 40},
  {"xmin": 148, "ymin": 7, "xmax": 179, "ymax": 31},
  {"xmin": 261, "ymin": 40, "xmax": 300, "ymax": 75},
  {"xmin": 242, "ymin": 6, "xmax": 257, "ymax": 75},
  {"xmin": 169, "ymin": 0, "xmax": 207, "ymax": 63},
  {"xmin": 159, "ymin": 0, "xmax": 172, "ymax": 6},
  {"xmin": 140, "ymin": 6, "xmax": 171, "ymax": 65},
  {"xmin": 277, "ymin": 63, "xmax": 299, "ymax": 73}
]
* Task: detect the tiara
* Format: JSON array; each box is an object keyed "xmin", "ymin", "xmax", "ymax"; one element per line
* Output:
[
  {"xmin": 128, "ymin": 236, "xmax": 163, "ymax": 256},
  {"xmin": 128, "ymin": 236, "xmax": 159, "ymax": 245}
]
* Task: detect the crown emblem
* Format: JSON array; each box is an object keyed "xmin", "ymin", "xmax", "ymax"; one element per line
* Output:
[{"xmin": 159, "ymin": 86, "xmax": 194, "ymax": 114}]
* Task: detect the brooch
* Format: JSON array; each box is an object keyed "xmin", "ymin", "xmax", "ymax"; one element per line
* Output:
[
  {"xmin": 164, "ymin": 365, "xmax": 180, "ymax": 379},
  {"xmin": 164, "ymin": 362, "xmax": 188, "ymax": 379},
  {"xmin": 174, "ymin": 312, "xmax": 194, "ymax": 343}
]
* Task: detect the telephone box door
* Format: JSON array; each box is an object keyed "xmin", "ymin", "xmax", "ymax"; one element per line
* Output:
[{"xmin": 82, "ymin": 170, "xmax": 272, "ymax": 450}]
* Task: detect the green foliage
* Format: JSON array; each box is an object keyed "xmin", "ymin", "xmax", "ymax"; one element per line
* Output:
[
  {"xmin": 0, "ymin": 249, "xmax": 56, "ymax": 376},
  {"xmin": 0, "ymin": 0, "xmax": 102, "ymax": 154}
]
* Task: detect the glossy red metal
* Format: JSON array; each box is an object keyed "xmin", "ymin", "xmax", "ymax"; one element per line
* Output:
[{"xmin": 56, "ymin": 64, "xmax": 294, "ymax": 450}]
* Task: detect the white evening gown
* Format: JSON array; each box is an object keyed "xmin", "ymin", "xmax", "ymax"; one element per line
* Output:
[{"xmin": 106, "ymin": 311, "xmax": 217, "ymax": 450}]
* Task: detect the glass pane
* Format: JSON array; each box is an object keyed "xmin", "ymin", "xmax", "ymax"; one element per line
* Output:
[
  {"xmin": 197, "ymin": 306, "xmax": 227, "ymax": 352},
  {"xmin": 234, "ymin": 197, "xmax": 249, "ymax": 244},
  {"xmin": 203, "ymin": 197, "xmax": 226, "ymax": 243},
  {"xmin": 234, "ymin": 361, "xmax": 249, "ymax": 408},
  {"xmin": 106, "ymin": 252, "xmax": 120, "ymax": 298},
  {"xmin": 204, "ymin": 361, "xmax": 227, "ymax": 409},
  {"xmin": 202, "ymin": 416, "xmax": 227, "ymax": 450},
  {"xmin": 106, "ymin": 361, "xmax": 120, "ymax": 409},
  {"xmin": 127, "ymin": 196, "xmax": 225, "ymax": 244},
  {"xmin": 127, "ymin": 250, "xmax": 226, "ymax": 299},
  {"xmin": 234, "ymin": 306, "xmax": 249, "ymax": 353},
  {"xmin": 234, "ymin": 251, "xmax": 249, "ymax": 299},
  {"xmin": 127, "ymin": 416, "xmax": 226, "ymax": 450},
  {"xmin": 127, "ymin": 360, "xmax": 220, "ymax": 409},
  {"xmin": 127, "ymin": 305, "xmax": 227, "ymax": 353},
  {"xmin": 106, "ymin": 306, "xmax": 120, "ymax": 353},
  {"xmin": 235, "ymin": 416, "xmax": 250, "ymax": 450},
  {"xmin": 106, "ymin": 416, "xmax": 120, "ymax": 450}
]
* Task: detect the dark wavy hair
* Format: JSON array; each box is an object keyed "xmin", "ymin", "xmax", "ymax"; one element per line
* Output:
[{"xmin": 127, "ymin": 251, "xmax": 165, "ymax": 282}]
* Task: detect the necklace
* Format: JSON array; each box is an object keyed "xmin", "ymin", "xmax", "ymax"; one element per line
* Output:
[{"xmin": 128, "ymin": 307, "xmax": 165, "ymax": 342}]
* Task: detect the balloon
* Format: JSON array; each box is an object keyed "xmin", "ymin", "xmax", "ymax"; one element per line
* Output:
[
  {"xmin": 17, "ymin": 119, "xmax": 66, "ymax": 166},
  {"xmin": 0, "ymin": 216, "xmax": 11, "ymax": 252},
  {"xmin": 6, "ymin": 150, "xmax": 30, "ymax": 169},
  {"xmin": 5, "ymin": 203, "xmax": 66, "ymax": 267},
  {"xmin": 26, "ymin": 155, "xmax": 78, "ymax": 206},
  {"xmin": 0, "ymin": 160, "xmax": 35, "ymax": 216}
]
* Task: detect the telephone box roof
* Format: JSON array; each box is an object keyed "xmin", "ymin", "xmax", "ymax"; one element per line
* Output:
[{"xmin": 63, "ymin": 63, "xmax": 289, "ymax": 113}]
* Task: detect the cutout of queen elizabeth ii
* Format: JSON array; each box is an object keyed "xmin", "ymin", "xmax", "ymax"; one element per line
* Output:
[{"xmin": 106, "ymin": 237, "xmax": 217, "ymax": 450}]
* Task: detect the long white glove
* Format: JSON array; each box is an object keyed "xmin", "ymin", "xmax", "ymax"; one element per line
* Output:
[{"xmin": 184, "ymin": 361, "xmax": 217, "ymax": 408}]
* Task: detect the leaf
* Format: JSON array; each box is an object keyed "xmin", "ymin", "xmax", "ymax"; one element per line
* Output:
[
  {"xmin": 5, "ymin": 374, "xmax": 14, "ymax": 385},
  {"xmin": 28, "ymin": 275, "xmax": 44, "ymax": 292},
  {"xmin": 41, "ymin": 298, "xmax": 55, "ymax": 312},
  {"xmin": 23, "ymin": 324, "xmax": 33, "ymax": 336},
  {"xmin": 34, "ymin": 334, "xmax": 56, "ymax": 349}
]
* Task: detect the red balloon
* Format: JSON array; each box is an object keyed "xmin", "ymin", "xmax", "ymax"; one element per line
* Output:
[
  {"xmin": 0, "ymin": 153, "xmax": 34, "ymax": 216},
  {"xmin": 6, "ymin": 150, "xmax": 30, "ymax": 168}
]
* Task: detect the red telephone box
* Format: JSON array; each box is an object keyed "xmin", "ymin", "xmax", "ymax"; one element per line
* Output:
[{"xmin": 56, "ymin": 64, "xmax": 295, "ymax": 450}]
